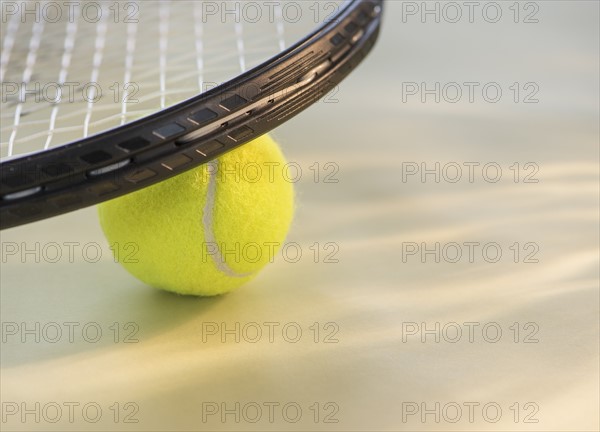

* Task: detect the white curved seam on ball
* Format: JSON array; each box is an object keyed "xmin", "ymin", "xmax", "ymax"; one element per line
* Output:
[{"xmin": 202, "ymin": 159, "xmax": 253, "ymax": 278}]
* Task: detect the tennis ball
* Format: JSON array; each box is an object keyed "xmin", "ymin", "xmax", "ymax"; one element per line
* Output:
[{"xmin": 98, "ymin": 135, "xmax": 294, "ymax": 296}]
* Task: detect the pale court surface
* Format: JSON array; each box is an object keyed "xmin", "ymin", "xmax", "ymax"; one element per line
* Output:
[{"xmin": 1, "ymin": 1, "xmax": 599, "ymax": 431}]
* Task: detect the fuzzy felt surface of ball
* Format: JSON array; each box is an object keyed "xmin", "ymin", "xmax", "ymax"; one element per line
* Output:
[{"xmin": 98, "ymin": 135, "xmax": 295, "ymax": 296}]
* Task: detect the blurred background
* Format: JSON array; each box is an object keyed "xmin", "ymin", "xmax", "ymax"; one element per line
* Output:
[{"xmin": 1, "ymin": 1, "xmax": 599, "ymax": 431}]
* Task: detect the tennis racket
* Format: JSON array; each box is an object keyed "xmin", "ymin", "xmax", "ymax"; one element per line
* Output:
[{"xmin": 0, "ymin": 0, "xmax": 383, "ymax": 230}]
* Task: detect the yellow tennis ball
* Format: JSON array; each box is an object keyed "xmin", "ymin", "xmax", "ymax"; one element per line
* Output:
[{"xmin": 98, "ymin": 135, "xmax": 294, "ymax": 296}]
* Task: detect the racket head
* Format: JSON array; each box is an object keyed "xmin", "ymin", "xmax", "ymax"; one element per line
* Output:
[{"xmin": 0, "ymin": 0, "xmax": 383, "ymax": 229}]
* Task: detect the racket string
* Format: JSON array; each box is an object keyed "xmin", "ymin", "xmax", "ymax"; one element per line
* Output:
[
  {"xmin": 45, "ymin": 10, "xmax": 80, "ymax": 149},
  {"xmin": 121, "ymin": 21, "xmax": 139, "ymax": 125},
  {"xmin": 193, "ymin": 3, "xmax": 205, "ymax": 93},
  {"xmin": 158, "ymin": 1, "xmax": 171, "ymax": 110},
  {"xmin": 274, "ymin": 3, "xmax": 286, "ymax": 52},
  {"xmin": 82, "ymin": 4, "xmax": 109, "ymax": 138},
  {"xmin": 235, "ymin": 22, "xmax": 247, "ymax": 73}
]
